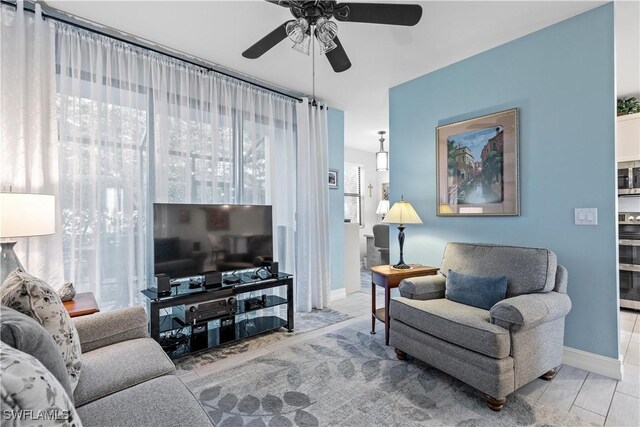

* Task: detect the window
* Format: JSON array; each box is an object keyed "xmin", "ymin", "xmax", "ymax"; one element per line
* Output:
[{"xmin": 344, "ymin": 163, "xmax": 364, "ymax": 226}]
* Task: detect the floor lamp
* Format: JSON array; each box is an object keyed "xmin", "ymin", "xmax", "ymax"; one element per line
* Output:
[
  {"xmin": 382, "ymin": 197, "xmax": 422, "ymax": 269},
  {"xmin": 0, "ymin": 193, "xmax": 55, "ymax": 284}
]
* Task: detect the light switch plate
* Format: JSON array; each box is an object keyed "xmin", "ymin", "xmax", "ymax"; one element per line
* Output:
[{"xmin": 575, "ymin": 208, "xmax": 598, "ymax": 225}]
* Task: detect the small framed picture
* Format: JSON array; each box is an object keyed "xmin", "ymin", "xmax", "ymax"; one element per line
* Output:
[
  {"xmin": 328, "ymin": 169, "xmax": 339, "ymax": 189},
  {"xmin": 381, "ymin": 182, "xmax": 389, "ymax": 200}
]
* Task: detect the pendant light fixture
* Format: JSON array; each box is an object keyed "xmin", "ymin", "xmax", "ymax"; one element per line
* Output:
[{"xmin": 376, "ymin": 131, "xmax": 389, "ymax": 171}]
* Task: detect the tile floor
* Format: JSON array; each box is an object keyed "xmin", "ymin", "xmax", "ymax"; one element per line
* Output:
[{"xmin": 178, "ymin": 273, "xmax": 640, "ymax": 426}]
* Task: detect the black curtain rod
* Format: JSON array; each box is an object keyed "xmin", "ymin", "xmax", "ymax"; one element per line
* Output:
[{"xmin": 1, "ymin": 0, "xmax": 304, "ymax": 103}]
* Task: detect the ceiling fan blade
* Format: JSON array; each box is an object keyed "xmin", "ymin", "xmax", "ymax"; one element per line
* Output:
[
  {"xmin": 242, "ymin": 21, "xmax": 291, "ymax": 59},
  {"xmin": 333, "ymin": 3, "xmax": 423, "ymax": 26},
  {"xmin": 264, "ymin": 0, "xmax": 292, "ymax": 7},
  {"xmin": 325, "ymin": 36, "xmax": 351, "ymax": 73}
]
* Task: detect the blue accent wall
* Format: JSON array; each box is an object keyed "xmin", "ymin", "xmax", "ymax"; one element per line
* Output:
[
  {"xmin": 389, "ymin": 5, "xmax": 617, "ymax": 358},
  {"xmin": 328, "ymin": 108, "xmax": 345, "ymax": 291}
]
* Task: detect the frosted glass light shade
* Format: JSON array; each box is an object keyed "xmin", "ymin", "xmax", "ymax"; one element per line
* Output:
[
  {"xmin": 382, "ymin": 200, "xmax": 422, "ymax": 225},
  {"xmin": 376, "ymin": 200, "xmax": 390, "ymax": 215},
  {"xmin": 292, "ymin": 33, "xmax": 311, "ymax": 55},
  {"xmin": 0, "ymin": 193, "xmax": 55, "ymax": 238},
  {"xmin": 376, "ymin": 151, "xmax": 388, "ymax": 171}
]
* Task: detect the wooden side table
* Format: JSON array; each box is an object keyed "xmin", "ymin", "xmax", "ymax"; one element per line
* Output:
[
  {"xmin": 370, "ymin": 264, "xmax": 438, "ymax": 345},
  {"xmin": 63, "ymin": 292, "xmax": 100, "ymax": 318}
]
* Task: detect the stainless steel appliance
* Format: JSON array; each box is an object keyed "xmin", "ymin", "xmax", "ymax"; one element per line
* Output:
[
  {"xmin": 618, "ymin": 161, "xmax": 640, "ymax": 196},
  {"xmin": 619, "ymin": 212, "xmax": 640, "ymax": 310}
]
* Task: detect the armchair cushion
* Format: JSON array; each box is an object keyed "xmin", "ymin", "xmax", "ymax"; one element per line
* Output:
[
  {"xmin": 489, "ymin": 291, "xmax": 572, "ymax": 332},
  {"xmin": 390, "ymin": 297, "xmax": 511, "ymax": 359},
  {"xmin": 445, "ymin": 269, "xmax": 507, "ymax": 310},
  {"xmin": 73, "ymin": 307, "xmax": 148, "ymax": 353},
  {"xmin": 399, "ymin": 274, "xmax": 446, "ymax": 300},
  {"xmin": 440, "ymin": 243, "xmax": 558, "ymax": 297}
]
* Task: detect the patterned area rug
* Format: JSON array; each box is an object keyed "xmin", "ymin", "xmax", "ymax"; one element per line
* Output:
[
  {"xmin": 184, "ymin": 324, "xmax": 591, "ymax": 427},
  {"xmin": 174, "ymin": 308, "xmax": 351, "ymax": 372}
]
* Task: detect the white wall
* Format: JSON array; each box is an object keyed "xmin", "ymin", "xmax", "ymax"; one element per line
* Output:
[{"xmin": 344, "ymin": 146, "xmax": 389, "ymax": 262}]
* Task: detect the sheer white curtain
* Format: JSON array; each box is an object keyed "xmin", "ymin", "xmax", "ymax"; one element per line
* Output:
[
  {"xmin": 55, "ymin": 25, "xmax": 151, "ymax": 310},
  {"xmin": 54, "ymin": 22, "xmax": 299, "ymax": 309},
  {"xmin": 295, "ymin": 100, "xmax": 330, "ymax": 311},
  {"xmin": 0, "ymin": 2, "xmax": 63, "ymax": 285},
  {"xmin": 150, "ymin": 58, "xmax": 298, "ymax": 277}
]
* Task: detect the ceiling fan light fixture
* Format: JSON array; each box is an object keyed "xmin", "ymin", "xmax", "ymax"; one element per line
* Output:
[
  {"xmin": 286, "ymin": 17, "xmax": 309, "ymax": 43},
  {"xmin": 292, "ymin": 33, "xmax": 311, "ymax": 55},
  {"xmin": 316, "ymin": 17, "xmax": 338, "ymax": 43},
  {"xmin": 318, "ymin": 38, "xmax": 337, "ymax": 55}
]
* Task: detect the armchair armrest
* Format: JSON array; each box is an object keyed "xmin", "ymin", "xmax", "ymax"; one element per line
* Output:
[
  {"xmin": 490, "ymin": 292, "xmax": 571, "ymax": 332},
  {"xmin": 72, "ymin": 307, "xmax": 148, "ymax": 353},
  {"xmin": 399, "ymin": 274, "xmax": 446, "ymax": 300}
]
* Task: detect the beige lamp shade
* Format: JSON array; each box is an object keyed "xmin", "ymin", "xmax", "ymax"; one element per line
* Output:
[
  {"xmin": 382, "ymin": 199, "xmax": 422, "ymax": 225},
  {"xmin": 376, "ymin": 200, "xmax": 390, "ymax": 215},
  {"xmin": 0, "ymin": 193, "xmax": 55, "ymax": 238}
]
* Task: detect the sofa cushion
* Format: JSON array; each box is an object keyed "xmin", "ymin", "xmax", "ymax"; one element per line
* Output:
[
  {"xmin": 0, "ymin": 343, "xmax": 82, "ymax": 426},
  {"xmin": 440, "ymin": 242, "xmax": 558, "ymax": 297},
  {"xmin": 389, "ymin": 297, "xmax": 511, "ymax": 359},
  {"xmin": 74, "ymin": 337, "xmax": 175, "ymax": 407},
  {"xmin": 1, "ymin": 269, "xmax": 82, "ymax": 391},
  {"xmin": 445, "ymin": 269, "xmax": 507, "ymax": 310},
  {"xmin": 0, "ymin": 306, "xmax": 73, "ymax": 400},
  {"xmin": 76, "ymin": 376, "xmax": 213, "ymax": 427}
]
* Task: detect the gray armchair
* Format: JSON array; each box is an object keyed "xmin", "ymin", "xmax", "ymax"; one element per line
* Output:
[
  {"xmin": 372, "ymin": 224, "xmax": 390, "ymax": 265},
  {"xmin": 389, "ymin": 242, "xmax": 571, "ymax": 411}
]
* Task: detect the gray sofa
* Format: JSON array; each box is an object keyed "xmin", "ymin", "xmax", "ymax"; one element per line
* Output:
[
  {"xmin": 389, "ymin": 242, "xmax": 571, "ymax": 411},
  {"xmin": 1, "ymin": 306, "xmax": 213, "ymax": 426}
]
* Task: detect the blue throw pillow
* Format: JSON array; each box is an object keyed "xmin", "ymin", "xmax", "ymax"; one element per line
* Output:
[{"xmin": 445, "ymin": 269, "xmax": 508, "ymax": 310}]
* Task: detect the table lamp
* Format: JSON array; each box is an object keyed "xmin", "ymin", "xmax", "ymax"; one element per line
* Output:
[
  {"xmin": 376, "ymin": 200, "xmax": 390, "ymax": 219},
  {"xmin": 0, "ymin": 193, "xmax": 55, "ymax": 283},
  {"xmin": 382, "ymin": 196, "xmax": 422, "ymax": 269}
]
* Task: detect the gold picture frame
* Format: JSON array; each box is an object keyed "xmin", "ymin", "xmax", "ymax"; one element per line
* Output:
[{"xmin": 436, "ymin": 108, "xmax": 519, "ymax": 216}]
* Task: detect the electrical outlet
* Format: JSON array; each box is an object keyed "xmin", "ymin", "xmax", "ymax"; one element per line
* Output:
[{"xmin": 574, "ymin": 208, "xmax": 598, "ymax": 225}]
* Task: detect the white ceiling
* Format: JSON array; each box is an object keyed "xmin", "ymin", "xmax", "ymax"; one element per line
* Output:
[{"xmin": 46, "ymin": 1, "xmax": 637, "ymax": 152}]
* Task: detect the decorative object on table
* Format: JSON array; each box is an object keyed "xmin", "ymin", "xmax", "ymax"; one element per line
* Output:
[
  {"xmin": 376, "ymin": 131, "xmax": 389, "ymax": 171},
  {"xmin": 328, "ymin": 168, "xmax": 339, "ymax": 189},
  {"xmin": 0, "ymin": 192, "xmax": 56, "ymax": 284},
  {"xmin": 0, "ymin": 269, "xmax": 82, "ymax": 391},
  {"xmin": 57, "ymin": 281, "xmax": 76, "ymax": 302},
  {"xmin": 618, "ymin": 97, "xmax": 640, "ymax": 116},
  {"xmin": 436, "ymin": 108, "xmax": 519, "ymax": 216},
  {"xmin": 376, "ymin": 200, "xmax": 390, "ymax": 219},
  {"xmin": 381, "ymin": 182, "xmax": 389, "ymax": 200},
  {"xmin": 382, "ymin": 196, "xmax": 422, "ymax": 269}
]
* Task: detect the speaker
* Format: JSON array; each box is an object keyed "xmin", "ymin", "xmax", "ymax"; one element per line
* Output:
[
  {"xmin": 190, "ymin": 323, "xmax": 208, "ymax": 351},
  {"xmin": 152, "ymin": 274, "xmax": 171, "ymax": 296},
  {"xmin": 220, "ymin": 316, "xmax": 236, "ymax": 343},
  {"xmin": 269, "ymin": 261, "xmax": 278, "ymax": 277},
  {"xmin": 261, "ymin": 260, "xmax": 278, "ymax": 277},
  {"xmin": 203, "ymin": 271, "xmax": 222, "ymax": 289}
]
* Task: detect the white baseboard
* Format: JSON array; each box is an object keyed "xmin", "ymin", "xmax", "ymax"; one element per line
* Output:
[
  {"xmin": 562, "ymin": 346, "xmax": 623, "ymax": 380},
  {"xmin": 329, "ymin": 288, "xmax": 347, "ymax": 301}
]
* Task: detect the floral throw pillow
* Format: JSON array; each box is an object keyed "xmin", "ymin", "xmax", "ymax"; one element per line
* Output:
[
  {"xmin": 0, "ymin": 343, "xmax": 82, "ymax": 426},
  {"xmin": 1, "ymin": 269, "xmax": 82, "ymax": 391}
]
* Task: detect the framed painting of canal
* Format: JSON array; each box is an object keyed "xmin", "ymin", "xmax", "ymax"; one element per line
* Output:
[{"xmin": 436, "ymin": 108, "xmax": 519, "ymax": 216}]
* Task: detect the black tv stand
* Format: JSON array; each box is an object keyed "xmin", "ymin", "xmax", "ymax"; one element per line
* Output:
[{"xmin": 141, "ymin": 271, "xmax": 294, "ymax": 359}]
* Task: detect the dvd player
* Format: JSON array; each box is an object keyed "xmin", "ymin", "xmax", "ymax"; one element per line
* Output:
[{"xmin": 174, "ymin": 296, "xmax": 237, "ymax": 324}]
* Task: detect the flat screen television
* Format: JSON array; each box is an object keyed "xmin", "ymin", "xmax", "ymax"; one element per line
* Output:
[{"xmin": 153, "ymin": 203, "xmax": 273, "ymax": 279}]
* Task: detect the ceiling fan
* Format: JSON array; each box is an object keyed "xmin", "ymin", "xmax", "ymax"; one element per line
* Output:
[{"xmin": 242, "ymin": 1, "xmax": 423, "ymax": 73}]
